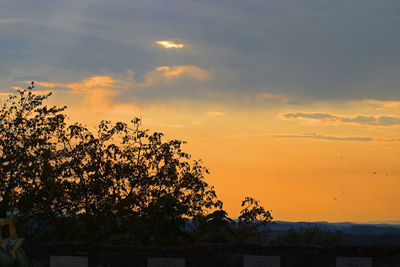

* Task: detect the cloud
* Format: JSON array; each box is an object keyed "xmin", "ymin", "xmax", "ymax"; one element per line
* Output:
[
  {"xmin": 34, "ymin": 75, "xmax": 134, "ymax": 114},
  {"xmin": 205, "ymin": 111, "xmax": 225, "ymax": 117},
  {"xmin": 283, "ymin": 112, "xmax": 336, "ymax": 120},
  {"xmin": 35, "ymin": 81, "xmax": 63, "ymax": 88},
  {"xmin": 132, "ymin": 65, "xmax": 211, "ymax": 92},
  {"xmin": 65, "ymin": 76, "xmax": 117, "ymax": 94},
  {"xmin": 2, "ymin": 0, "xmax": 400, "ymax": 102},
  {"xmin": 377, "ymin": 116, "xmax": 400, "ymax": 126},
  {"xmin": 340, "ymin": 115, "xmax": 377, "ymax": 124},
  {"xmin": 30, "ymin": 76, "xmax": 120, "ymax": 94},
  {"xmin": 154, "ymin": 65, "xmax": 211, "ymax": 81},
  {"xmin": 156, "ymin": 40, "xmax": 184, "ymax": 49},
  {"xmin": 341, "ymin": 115, "xmax": 400, "ymax": 126},
  {"xmin": 29, "ymin": 65, "xmax": 213, "ymax": 111},
  {"xmin": 364, "ymin": 100, "xmax": 400, "ymax": 109},
  {"xmin": 274, "ymin": 133, "xmax": 373, "ymax": 142},
  {"xmin": 282, "ymin": 112, "xmax": 400, "ymax": 126},
  {"xmin": 226, "ymin": 132, "xmax": 375, "ymax": 141}
]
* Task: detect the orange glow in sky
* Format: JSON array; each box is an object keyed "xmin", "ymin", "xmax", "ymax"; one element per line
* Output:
[{"xmin": 29, "ymin": 75, "xmax": 400, "ymax": 223}]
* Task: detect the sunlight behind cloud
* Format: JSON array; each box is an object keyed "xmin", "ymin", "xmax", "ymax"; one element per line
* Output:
[
  {"xmin": 34, "ymin": 75, "xmax": 139, "ymax": 119},
  {"xmin": 156, "ymin": 40, "xmax": 184, "ymax": 49},
  {"xmin": 37, "ymin": 75, "xmax": 140, "ymax": 125},
  {"xmin": 66, "ymin": 76, "xmax": 117, "ymax": 94}
]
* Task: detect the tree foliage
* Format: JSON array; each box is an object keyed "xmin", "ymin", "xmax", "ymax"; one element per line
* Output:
[
  {"xmin": 237, "ymin": 197, "xmax": 274, "ymax": 242},
  {"xmin": 0, "ymin": 83, "xmax": 273, "ymax": 246}
]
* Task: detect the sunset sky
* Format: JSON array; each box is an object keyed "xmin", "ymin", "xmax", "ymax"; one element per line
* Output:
[{"xmin": 1, "ymin": 0, "xmax": 400, "ymax": 223}]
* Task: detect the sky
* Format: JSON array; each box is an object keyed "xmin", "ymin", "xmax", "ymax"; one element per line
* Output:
[{"xmin": 1, "ymin": 0, "xmax": 400, "ymax": 223}]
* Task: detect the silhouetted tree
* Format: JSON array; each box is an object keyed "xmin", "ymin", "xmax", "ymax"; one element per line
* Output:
[
  {"xmin": 193, "ymin": 197, "xmax": 273, "ymax": 244},
  {"xmin": 0, "ymin": 83, "xmax": 273, "ymax": 246},
  {"xmin": 0, "ymin": 84, "xmax": 223, "ymax": 243},
  {"xmin": 237, "ymin": 197, "xmax": 274, "ymax": 243},
  {"xmin": 0, "ymin": 83, "xmax": 68, "ymax": 240}
]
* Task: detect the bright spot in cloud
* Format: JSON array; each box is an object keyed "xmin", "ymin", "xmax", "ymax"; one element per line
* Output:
[{"xmin": 156, "ymin": 40, "xmax": 184, "ymax": 49}]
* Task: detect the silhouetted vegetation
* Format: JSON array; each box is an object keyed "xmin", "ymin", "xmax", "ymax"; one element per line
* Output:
[
  {"xmin": 270, "ymin": 224, "xmax": 343, "ymax": 247},
  {"xmin": 0, "ymin": 83, "xmax": 273, "ymax": 246}
]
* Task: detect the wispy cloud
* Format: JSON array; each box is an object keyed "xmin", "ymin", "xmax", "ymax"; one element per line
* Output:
[
  {"xmin": 375, "ymin": 116, "xmax": 400, "ymax": 126},
  {"xmin": 274, "ymin": 133, "xmax": 374, "ymax": 142},
  {"xmin": 364, "ymin": 100, "xmax": 400, "ymax": 109},
  {"xmin": 156, "ymin": 40, "xmax": 184, "ymax": 49},
  {"xmin": 154, "ymin": 66, "xmax": 211, "ymax": 81},
  {"xmin": 36, "ymin": 65, "xmax": 210, "ymax": 93},
  {"xmin": 65, "ymin": 76, "xmax": 117, "ymax": 94},
  {"xmin": 35, "ymin": 82, "xmax": 63, "ymax": 88},
  {"xmin": 282, "ymin": 112, "xmax": 400, "ymax": 126},
  {"xmin": 33, "ymin": 76, "xmax": 119, "ymax": 95},
  {"xmin": 283, "ymin": 112, "xmax": 336, "ymax": 120},
  {"xmin": 340, "ymin": 115, "xmax": 377, "ymax": 124},
  {"xmin": 225, "ymin": 132, "xmax": 375, "ymax": 142},
  {"xmin": 26, "ymin": 65, "xmax": 214, "ymax": 112},
  {"xmin": 33, "ymin": 75, "xmax": 139, "ymax": 117}
]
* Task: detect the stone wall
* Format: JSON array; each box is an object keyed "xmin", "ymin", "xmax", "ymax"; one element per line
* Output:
[{"xmin": 22, "ymin": 243, "xmax": 400, "ymax": 267}]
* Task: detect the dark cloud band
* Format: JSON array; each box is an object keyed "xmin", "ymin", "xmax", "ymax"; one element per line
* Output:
[
  {"xmin": 275, "ymin": 133, "xmax": 373, "ymax": 142},
  {"xmin": 283, "ymin": 112, "xmax": 400, "ymax": 126}
]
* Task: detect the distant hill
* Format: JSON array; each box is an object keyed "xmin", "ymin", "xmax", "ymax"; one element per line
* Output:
[
  {"xmin": 264, "ymin": 221, "xmax": 400, "ymax": 246},
  {"xmin": 267, "ymin": 221, "xmax": 400, "ymax": 234},
  {"xmin": 366, "ymin": 220, "xmax": 400, "ymax": 225}
]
